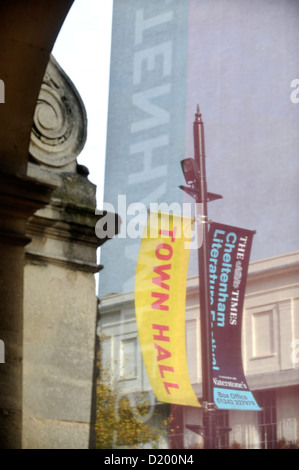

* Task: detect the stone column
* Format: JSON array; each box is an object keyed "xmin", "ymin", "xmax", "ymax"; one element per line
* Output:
[
  {"xmin": 23, "ymin": 173, "xmax": 102, "ymax": 448},
  {"xmin": 21, "ymin": 56, "xmax": 113, "ymax": 448},
  {"xmin": 0, "ymin": 171, "xmax": 55, "ymax": 448}
]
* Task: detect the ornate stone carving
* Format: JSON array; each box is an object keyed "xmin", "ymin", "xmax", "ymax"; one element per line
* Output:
[{"xmin": 29, "ymin": 55, "xmax": 87, "ymax": 168}]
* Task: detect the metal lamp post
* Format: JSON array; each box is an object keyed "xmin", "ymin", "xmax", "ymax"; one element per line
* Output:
[{"xmin": 180, "ymin": 106, "xmax": 222, "ymax": 449}]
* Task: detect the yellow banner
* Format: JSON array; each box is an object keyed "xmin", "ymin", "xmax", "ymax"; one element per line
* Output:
[{"xmin": 135, "ymin": 211, "xmax": 200, "ymax": 408}]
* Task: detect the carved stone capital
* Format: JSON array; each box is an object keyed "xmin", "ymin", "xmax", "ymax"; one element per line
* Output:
[{"xmin": 29, "ymin": 55, "xmax": 87, "ymax": 169}]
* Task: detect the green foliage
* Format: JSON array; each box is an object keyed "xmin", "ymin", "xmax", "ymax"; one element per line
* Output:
[
  {"xmin": 275, "ymin": 438, "xmax": 299, "ymax": 449},
  {"xmin": 230, "ymin": 440, "xmax": 242, "ymax": 449},
  {"xmin": 95, "ymin": 344, "xmax": 169, "ymax": 449}
]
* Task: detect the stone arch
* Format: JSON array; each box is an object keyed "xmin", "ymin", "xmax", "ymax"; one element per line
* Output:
[{"xmin": 0, "ymin": 1, "xmax": 75, "ymax": 448}]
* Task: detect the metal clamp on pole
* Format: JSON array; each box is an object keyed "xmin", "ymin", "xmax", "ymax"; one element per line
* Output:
[{"xmin": 202, "ymin": 401, "xmax": 217, "ymax": 410}]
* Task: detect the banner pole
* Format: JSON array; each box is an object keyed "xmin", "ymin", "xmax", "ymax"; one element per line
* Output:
[{"xmin": 193, "ymin": 106, "xmax": 217, "ymax": 449}]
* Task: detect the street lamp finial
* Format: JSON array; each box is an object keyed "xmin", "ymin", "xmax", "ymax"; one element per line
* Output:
[{"xmin": 195, "ymin": 104, "xmax": 202, "ymax": 122}]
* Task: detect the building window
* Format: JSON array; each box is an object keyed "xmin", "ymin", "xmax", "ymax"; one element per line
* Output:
[
  {"xmin": 256, "ymin": 390, "xmax": 277, "ymax": 449},
  {"xmin": 216, "ymin": 410, "xmax": 230, "ymax": 449}
]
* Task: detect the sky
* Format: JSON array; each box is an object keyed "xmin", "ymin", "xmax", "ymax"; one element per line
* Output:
[{"xmin": 53, "ymin": 0, "xmax": 114, "ymax": 207}]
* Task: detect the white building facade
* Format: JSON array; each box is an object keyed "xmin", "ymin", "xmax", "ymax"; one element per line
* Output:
[{"xmin": 99, "ymin": 252, "xmax": 299, "ymax": 449}]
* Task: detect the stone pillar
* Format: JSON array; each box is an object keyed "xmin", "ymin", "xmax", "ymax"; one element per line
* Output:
[
  {"xmin": 0, "ymin": 172, "xmax": 55, "ymax": 448},
  {"xmin": 23, "ymin": 174, "xmax": 102, "ymax": 448},
  {"xmin": 21, "ymin": 56, "xmax": 110, "ymax": 448}
]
